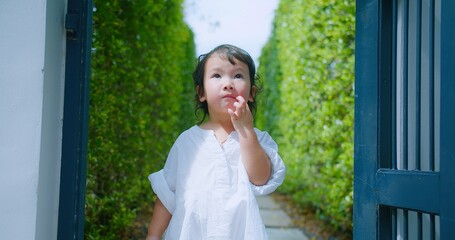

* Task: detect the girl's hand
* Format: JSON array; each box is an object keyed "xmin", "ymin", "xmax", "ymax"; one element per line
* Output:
[{"xmin": 228, "ymin": 96, "xmax": 254, "ymax": 131}]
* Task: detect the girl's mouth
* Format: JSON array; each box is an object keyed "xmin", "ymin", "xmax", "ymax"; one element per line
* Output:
[{"xmin": 223, "ymin": 94, "xmax": 237, "ymax": 99}]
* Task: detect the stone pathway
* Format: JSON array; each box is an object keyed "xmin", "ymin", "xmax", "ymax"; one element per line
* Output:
[{"xmin": 257, "ymin": 194, "xmax": 309, "ymax": 240}]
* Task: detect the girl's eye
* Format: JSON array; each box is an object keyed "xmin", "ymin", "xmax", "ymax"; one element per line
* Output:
[
  {"xmin": 234, "ymin": 74, "xmax": 243, "ymax": 79},
  {"xmin": 212, "ymin": 73, "xmax": 221, "ymax": 78}
]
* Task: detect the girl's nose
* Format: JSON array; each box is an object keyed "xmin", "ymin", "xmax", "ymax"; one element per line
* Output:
[{"xmin": 223, "ymin": 80, "xmax": 234, "ymax": 90}]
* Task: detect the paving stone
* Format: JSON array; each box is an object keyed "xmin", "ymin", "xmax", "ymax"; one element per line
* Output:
[
  {"xmin": 257, "ymin": 195, "xmax": 281, "ymax": 210},
  {"xmin": 260, "ymin": 209, "xmax": 293, "ymax": 228},
  {"xmin": 267, "ymin": 228, "xmax": 309, "ymax": 240},
  {"xmin": 259, "ymin": 195, "xmax": 310, "ymax": 240}
]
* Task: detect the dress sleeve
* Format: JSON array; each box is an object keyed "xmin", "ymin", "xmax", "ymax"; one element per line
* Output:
[
  {"xmin": 250, "ymin": 131, "xmax": 286, "ymax": 196},
  {"xmin": 148, "ymin": 143, "xmax": 178, "ymax": 214}
]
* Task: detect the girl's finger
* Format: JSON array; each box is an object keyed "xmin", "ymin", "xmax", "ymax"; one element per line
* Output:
[
  {"xmin": 228, "ymin": 108, "xmax": 237, "ymax": 119},
  {"xmin": 236, "ymin": 96, "xmax": 246, "ymax": 105}
]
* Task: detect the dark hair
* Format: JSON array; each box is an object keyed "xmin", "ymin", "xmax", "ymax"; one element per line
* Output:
[{"xmin": 192, "ymin": 44, "xmax": 260, "ymax": 124}]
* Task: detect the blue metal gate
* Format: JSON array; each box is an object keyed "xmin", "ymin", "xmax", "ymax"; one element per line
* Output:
[{"xmin": 354, "ymin": 0, "xmax": 455, "ymax": 239}]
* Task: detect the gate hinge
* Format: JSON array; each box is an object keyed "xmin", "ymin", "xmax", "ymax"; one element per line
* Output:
[{"xmin": 65, "ymin": 13, "xmax": 79, "ymax": 40}]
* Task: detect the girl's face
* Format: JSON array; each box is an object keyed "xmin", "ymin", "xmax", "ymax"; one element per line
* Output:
[{"xmin": 198, "ymin": 53, "xmax": 255, "ymax": 117}]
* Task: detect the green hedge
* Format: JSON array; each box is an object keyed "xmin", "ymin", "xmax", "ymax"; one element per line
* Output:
[
  {"xmin": 86, "ymin": 0, "xmax": 195, "ymax": 238},
  {"xmin": 257, "ymin": 0, "xmax": 355, "ymax": 231}
]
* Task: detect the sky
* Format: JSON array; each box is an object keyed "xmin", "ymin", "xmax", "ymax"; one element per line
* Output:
[{"xmin": 183, "ymin": 0, "xmax": 279, "ymax": 65}]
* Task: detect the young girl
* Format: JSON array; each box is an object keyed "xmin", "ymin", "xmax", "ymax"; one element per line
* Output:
[{"xmin": 146, "ymin": 44, "xmax": 286, "ymax": 240}]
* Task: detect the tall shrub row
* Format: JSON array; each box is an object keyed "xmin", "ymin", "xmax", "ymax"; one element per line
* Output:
[
  {"xmin": 257, "ymin": 0, "xmax": 355, "ymax": 231},
  {"xmin": 87, "ymin": 0, "xmax": 195, "ymax": 238}
]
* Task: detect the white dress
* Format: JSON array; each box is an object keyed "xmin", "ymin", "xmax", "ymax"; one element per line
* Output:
[{"xmin": 148, "ymin": 126, "xmax": 286, "ymax": 240}]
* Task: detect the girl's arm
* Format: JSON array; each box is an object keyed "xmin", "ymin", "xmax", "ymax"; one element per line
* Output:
[
  {"xmin": 145, "ymin": 197, "xmax": 171, "ymax": 240},
  {"xmin": 237, "ymin": 127, "xmax": 271, "ymax": 185},
  {"xmin": 228, "ymin": 96, "xmax": 271, "ymax": 186}
]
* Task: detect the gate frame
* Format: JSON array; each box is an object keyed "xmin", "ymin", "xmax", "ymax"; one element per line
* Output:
[{"xmin": 57, "ymin": 0, "xmax": 92, "ymax": 239}]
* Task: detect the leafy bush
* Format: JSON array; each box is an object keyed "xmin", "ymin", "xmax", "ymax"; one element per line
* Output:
[
  {"xmin": 86, "ymin": 0, "xmax": 195, "ymax": 238},
  {"xmin": 257, "ymin": 0, "xmax": 355, "ymax": 231}
]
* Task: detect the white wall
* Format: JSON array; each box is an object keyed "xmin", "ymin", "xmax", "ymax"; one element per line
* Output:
[{"xmin": 0, "ymin": 0, "xmax": 66, "ymax": 239}]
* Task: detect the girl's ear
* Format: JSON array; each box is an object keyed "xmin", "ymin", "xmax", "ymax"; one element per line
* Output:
[
  {"xmin": 248, "ymin": 85, "xmax": 257, "ymax": 102},
  {"xmin": 197, "ymin": 85, "xmax": 206, "ymax": 102}
]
